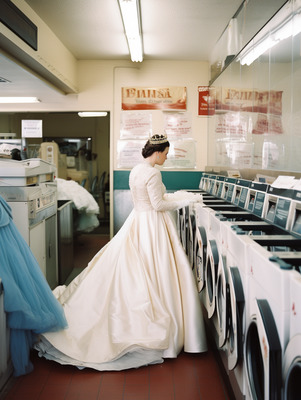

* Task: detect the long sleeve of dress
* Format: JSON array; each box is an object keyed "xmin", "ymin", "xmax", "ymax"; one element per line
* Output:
[{"xmin": 146, "ymin": 169, "xmax": 200, "ymax": 211}]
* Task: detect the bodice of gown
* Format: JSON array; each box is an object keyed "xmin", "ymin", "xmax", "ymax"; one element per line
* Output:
[{"xmin": 129, "ymin": 163, "xmax": 187, "ymax": 212}]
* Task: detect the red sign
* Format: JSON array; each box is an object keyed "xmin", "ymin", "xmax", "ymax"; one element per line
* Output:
[
  {"xmin": 198, "ymin": 86, "xmax": 215, "ymax": 116},
  {"xmin": 122, "ymin": 87, "xmax": 187, "ymax": 111}
]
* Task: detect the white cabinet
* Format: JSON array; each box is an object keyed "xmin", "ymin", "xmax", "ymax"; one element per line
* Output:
[
  {"xmin": 9, "ymin": 201, "xmax": 58, "ymax": 289},
  {"xmin": 0, "ymin": 279, "xmax": 13, "ymax": 392}
]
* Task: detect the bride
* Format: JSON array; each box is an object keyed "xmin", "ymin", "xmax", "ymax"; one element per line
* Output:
[{"xmin": 35, "ymin": 134, "xmax": 207, "ymax": 370}]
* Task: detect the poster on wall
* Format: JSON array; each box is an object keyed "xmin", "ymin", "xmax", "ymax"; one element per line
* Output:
[
  {"xmin": 198, "ymin": 86, "xmax": 215, "ymax": 116},
  {"xmin": 121, "ymin": 87, "xmax": 187, "ymax": 111},
  {"xmin": 164, "ymin": 139, "xmax": 196, "ymax": 169},
  {"xmin": 117, "ymin": 139, "xmax": 196, "ymax": 169},
  {"xmin": 252, "ymin": 113, "xmax": 283, "ymax": 134},
  {"xmin": 216, "ymin": 142, "xmax": 253, "ymax": 168},
  {"xmin": 120, "ymin": 112, "xmax": 152, "ymax": 139},
  {"xmin": 164, "ymin": 112, "xmax": 192, "ymax": 140},
  {"xmin": 215, "ymin": 112, "xmax": 249, "ymax": 139},
  {"xmin": 215, "ymin": 88, "xmax": 283, "ymax": 115},
  {"xmin": 117, "ymin": 140, "xmax": 144, "ymax": 168}
]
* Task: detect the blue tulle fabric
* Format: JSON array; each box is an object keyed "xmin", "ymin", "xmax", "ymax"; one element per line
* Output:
[{"xmin": 0, "ymin": 196, "xmax": 67, "ymax": 376}]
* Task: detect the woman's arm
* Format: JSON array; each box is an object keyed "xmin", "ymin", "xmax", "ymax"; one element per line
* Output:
[{"xmin": 146, "ymin": 171, "xmax": 193, "ymax": 211}]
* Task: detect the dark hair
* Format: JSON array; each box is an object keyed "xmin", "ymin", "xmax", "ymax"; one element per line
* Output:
[{"xmin": 141, "ymin": 136, "xmax": 170, "ymax": 158}]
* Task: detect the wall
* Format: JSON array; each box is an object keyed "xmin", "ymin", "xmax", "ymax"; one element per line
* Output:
[
  {"xmin": 0, "ymin": 59, "xmax": 209, "ymax": 231},
  {"xmin": 1, "ymin": 59, "xmax": 209, "ymax": 170}
]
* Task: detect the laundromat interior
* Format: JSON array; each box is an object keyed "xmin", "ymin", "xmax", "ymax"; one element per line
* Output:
[{"xmin": 1, "ymin": 0, "xmax": 301, "ymax": 399}]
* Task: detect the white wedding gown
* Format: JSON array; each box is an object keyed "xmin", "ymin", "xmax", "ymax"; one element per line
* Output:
[{"xmin": 35, "ymin": 162, "xmax": 207, "ymax": 370}]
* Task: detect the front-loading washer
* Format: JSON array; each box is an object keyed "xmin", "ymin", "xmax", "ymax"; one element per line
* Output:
[
  {"xmin": 233, "ymin": 179, "xmax": 251, "ymax": 209},
  {"xmin": 282, "ymin": 268, "xmax": 301, "ymax": 400},
  {"xmin": 194, "ymin": 202, "xmax": 216, "ymax": 294},
  {"xmin": 219, "ymin": 220, "xmax": 257, "ymax": 400},
  {"xmin": 287, "ymin": 191, "xmax": 301, "ymax": 238},
  {"xmin": 245, "ymin": 244, "xmax": 294, "ymax": 400},
  {"xmin": 245, "ymin": 181, "xmax": 268, "ymax": 217},
  {"xmin": 262, "ymin": 186, "xmax": 295, "ymax": 231}
]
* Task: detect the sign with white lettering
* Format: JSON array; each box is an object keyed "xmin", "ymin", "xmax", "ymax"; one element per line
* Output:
[{"xmin": 121, "ymin": 87, "xmax": 187, "ymax": 111}]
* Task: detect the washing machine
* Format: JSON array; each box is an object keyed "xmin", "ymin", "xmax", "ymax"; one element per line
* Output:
[
  {"xmin": 262, "ymin": 186, "xmax": 295, "ymax": 231},
  {"xmin": 245, "ymin": 181, "xmax": 269, "ymax": 217},
  {"xmin": 219, "ymin": 218, "xmax": 259, "ymax": 400},
  {"xmin": 287, "ymin": 191, "xmax": 301, "ymax": 239},
  {"xmin": 222, "ymin": 177, "xmax": 237, "ymax": 203},
  {"xmin": 194, "ymin": 202, "xmax": 215, "ymax": 293},
  {"xmin": 244, "ymin": 243, "xmax": 294, "ymax": 400},
  {"xmin": 212, "ymin": 183, "xmax": 292, "ymax": 400},
  {"xmin": 232, "ymin": 179, "xmax": 251, "ymax": 208},
  {"xmin": 282, "ymin": 268, "xmax": 301, "ymax": 399}
]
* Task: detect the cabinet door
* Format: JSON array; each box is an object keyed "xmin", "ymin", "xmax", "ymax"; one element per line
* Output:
[
  {"xmin": 45, "ymin": 215, "xmax": 58, "ymax": 289},
  {"xmin": 30, "ymin": 220, "xmax": 46, "ymax": 276},
  {"xmin": 0, "ymin": 280, "xmax": 12, "ymax": 390}
]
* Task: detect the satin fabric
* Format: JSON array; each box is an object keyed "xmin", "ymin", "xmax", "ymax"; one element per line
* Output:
[
  {"xmin": 35, "ymin": 163, "xmax": 207, "ymax": 370},
  {"xmin": 0, "ymin": 196, "xmax": 67, "ymax": 376}
]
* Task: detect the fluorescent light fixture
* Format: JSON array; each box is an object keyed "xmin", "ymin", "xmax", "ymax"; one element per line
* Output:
[
  {"xmin": 240, "ymin": 37, "xmax": 277, "ymax": 66},
  {"xmin": 239, "ymin": 11, "xmax": 301, "ymax": 66},
  {"xmin": 78, "ymin": 111, "xmax": 108, "ymax": 117},
  {"xmin": 118, "ymin": 0, "xmax": 143, "ymax": 62},
  {"xmin": 0, "ymin": 97, "xmax": 40, "ymax": 103}
]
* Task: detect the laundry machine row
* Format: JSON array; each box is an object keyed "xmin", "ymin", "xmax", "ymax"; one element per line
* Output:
[{"xmin": 177, "ymin": 173, "xmax": 301, "ymax": 400}]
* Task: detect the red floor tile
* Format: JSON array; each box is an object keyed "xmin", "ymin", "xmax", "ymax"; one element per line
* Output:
[{"xmin": 2, "ymin": 349, "xmax": 234, "ymax": 400}]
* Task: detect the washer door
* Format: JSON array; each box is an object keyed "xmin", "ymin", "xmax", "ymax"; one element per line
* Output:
[
  {"xmin": 205, "ymin": 239, "xmax": 219, "ymax": 318},
  {"xmin": 283, "ymin": 335, "xmax": 301, "ymax": 400},
  {"xmin": 183, "ymin": 205, "xmax": 190, "ymax": 254},
  {"xmin": 178, "ymin": 207, "xmax": 185, "ymax": 247},
  {"xmin": 216, "ymin": 254, "xmax": 230, "ymax": 348},
  {"xmin": 227, "ymin": 266, "xmax": 244, "ymax": 371},
  {"xmin": 195, "ymin": 226, "xmax": 207, "ymax": 292},
  {"xmin": 188, "ymin": 213, "xmax": 196, "ymax": 269},
  {"xmin": 245, "ymin": 299, "xmax": 282, "ymax": 400}
]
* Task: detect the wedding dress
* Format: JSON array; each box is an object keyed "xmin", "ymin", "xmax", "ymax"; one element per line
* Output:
[{"xmin": 35, "ymin": 162, "xmax": 207, "ymax": 370}]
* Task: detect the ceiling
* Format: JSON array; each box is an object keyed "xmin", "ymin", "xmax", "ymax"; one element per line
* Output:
[
  {"xmin": 0, "ymin": 0, "xmax": 243, "ymax": 104},
  {"xmin": 24, "ymin": 0, "xmax": 243, "ymax": 61}
]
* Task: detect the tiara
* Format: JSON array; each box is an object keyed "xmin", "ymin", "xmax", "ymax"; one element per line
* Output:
[{"xmin": 149, "ymin": 134, "xmax": 168, "ymax": 145}]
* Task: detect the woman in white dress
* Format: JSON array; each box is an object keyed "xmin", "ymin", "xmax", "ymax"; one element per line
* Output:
[{"xmin": 35, "ymin": 134, "xmax": 207, "ymax": 370}]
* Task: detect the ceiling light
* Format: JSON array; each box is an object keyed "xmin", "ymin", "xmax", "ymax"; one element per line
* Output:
[
  {"xmin": 0, "ymin": 97, "xmax": 40, "ymax": 103},
  {"xmin": 78, "ymin": 112, "xmax": 108, "ymax": 117},
  {"xmin": 118, "ymin": 0, "xmax": 143, "ymax": 62},
  {"xmin": 239, "ymin": 10, "xmax": 301, "ymax": 66}
]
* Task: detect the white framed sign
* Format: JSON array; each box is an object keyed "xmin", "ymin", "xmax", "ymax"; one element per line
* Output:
[{"xmin": 21, "ymin": 120, "xmax": 43, "ymax": 138}]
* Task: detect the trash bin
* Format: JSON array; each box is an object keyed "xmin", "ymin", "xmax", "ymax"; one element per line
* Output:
[{"xmin": 57, "ymin": 200, "xmax": 74, "ymax": 284}]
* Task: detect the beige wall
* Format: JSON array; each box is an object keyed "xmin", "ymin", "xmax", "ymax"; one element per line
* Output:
[{"xmin": 2, "ymin": 3, "xmax": 210, "ymax": 173}]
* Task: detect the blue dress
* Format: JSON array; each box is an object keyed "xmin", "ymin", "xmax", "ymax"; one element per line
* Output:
[{"xmin": 0, "ymin": 196, "xmax": 67, "ymax": 376}]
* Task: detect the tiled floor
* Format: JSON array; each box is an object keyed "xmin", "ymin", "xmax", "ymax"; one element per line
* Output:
[
  {"xmin": 3, "ymin": 348, "xmax": 232, "ymax": 400},
  {"xmin": 1, "ymin": 233, "xmax": 234, "ymax": 400}
]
